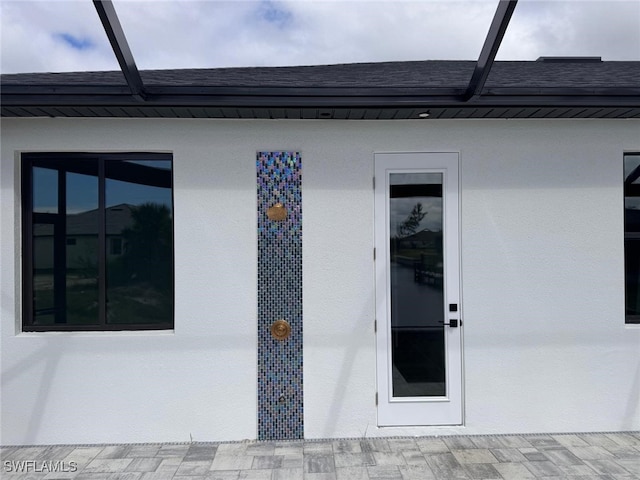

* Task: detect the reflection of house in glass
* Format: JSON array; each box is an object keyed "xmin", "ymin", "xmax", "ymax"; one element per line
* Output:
[{"xmin": 33, "ymin": 204, "xmax": 133, "ymax": 271}]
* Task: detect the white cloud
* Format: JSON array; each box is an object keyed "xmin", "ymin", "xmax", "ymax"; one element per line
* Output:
[
  {"xmin": 499, "ymin": 1, "xmax": 640, "ymax": 60},
  {"xmin": 1, "ymin": 0, "xmax": 118, "ymax": 73},
  {"xmin": 1, "ymin": 0, "xmax": 638, "ymax": 74}
]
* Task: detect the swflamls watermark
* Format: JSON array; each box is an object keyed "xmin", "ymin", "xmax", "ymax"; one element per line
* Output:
[{"xmin": 3, "ymin": 460, "xmax": 78, "ymax": 473}]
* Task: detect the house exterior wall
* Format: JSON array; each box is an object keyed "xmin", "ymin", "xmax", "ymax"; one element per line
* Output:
[{"xmin": 1, "ymin": 117, "xmax": 639, "ymax": 445}]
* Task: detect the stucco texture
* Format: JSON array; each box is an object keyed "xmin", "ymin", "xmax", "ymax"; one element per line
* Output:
[{"xmin": 1, "ymin": 118, "xmax": 639, "ymax": 445}]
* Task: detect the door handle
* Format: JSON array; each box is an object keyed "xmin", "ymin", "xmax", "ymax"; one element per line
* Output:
[{"xmin": 442, "ymin": 319, "xmax": 460, "ymax": 328}]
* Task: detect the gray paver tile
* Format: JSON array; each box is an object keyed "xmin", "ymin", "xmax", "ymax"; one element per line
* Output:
[
  {"xmin": 73, "ymin": 474, "xmax": 113, "ymax": 480},
  {"xmin": 210, "ymin": 455, "xmax": 254, "ymax": 471},
  {"xmin": 0, "ymin": 446, "xmax": 15, "ymax": 457},
  {"xmin": 523, "ymin": 460, "xmax": 563, "ymax": 477},
  {"xmin": 451, "ymin": 449, "xmax": 497, "ymax": 464},
  {"xmin": 462, "ymin": 463, "xmax": 501, "ymax": 479},
  {"xmin": 443, "ymin": 437, "xmax": 476, "ymax": 450},
  {"xmin": 4, "ymin": 447, "xmax": 50, "ymax": 461},
  {"xmin": 175, "ymin": 460, "xmax": 214, "ymax": 476},
  {"xmin": 489, "ymin": 448, "xmax": 527, "ymax": 463},
  {"xmin": 371, "ymin": 453, "xmax": 405, "ymax": 466},
  {"xmin": 37, "ymin": 446, "xmax": 77, "ymax": 461},
  {"xmin": 498, "ymin": 436, "xmax": 533, "ymax": 448},
  {"xmin": 106, "ymin": 474, "xmax": 142, "ymax": 480},
  {"xmin": 493, "ymin": 462, "xmax": 536, "ymax": 479},
  {"xmin": 527, "ymin": 436, "xmax": 562, "ymax": 449},
  {"xmin": 127, "ymin": 446, "xmax": 161, "ymax": 458},
  {"xmin": 304, "ymin": 473, "xmax": 337, "ymax": 480},
  {"xmin": 360, "ymin": 440, "xmax": 390, "ymax": 454},
  {"xmin": 238, "ymin": 470, "xmax": 271, "ymax": 480},
  {"xmin": 602, "ymin": 444, "xmax": 640, "ymax": 457},
  {"xmin": 184, "ymin": 445, "xmax": 218, "ymax": 461},
  {"xmin": 366, "ymin": 465, "xmax": 402, "ymax": 479},
  {"xmin": 155, "ymin": 445, "xmax": 190, "ymax": 458},
  {"xmin": 63, "ymin": 448, "xmax": 104, "ymax": 464},
  {"xmin": 425, "ymin": 452, "xmax": 470, "ymax": 479},
  {"xmin": 124, "ymin": 458, "xmax": 164, "ymax": 472},
  {"xmin": 586, "ymin": 458, "xmax": 638, "ymax": 475},
  {"xmin": 333, "ymin": 440, "xmax": 362, "ymax": 454},
  {"xmin": 579, "ymin": 435, "xmax": 622, "ymax": 449},
  {"xmin": 280, "ymin": 455, "xmax": 304, "ymax": 469},
  {"xmin": 615, "ymin": 457, "xmax": 640, "ymax": 475},
  {"xmin": 568, "ymin": 446, "xmax": 616, "ymax": 460},
  {"xmin": 158, "ymin": 457, "xmax": 182, "ymax": 468},
  {"xmin": 245, "ymin": 443, "xmax": 275, "ymax": 456},
  {"xmin": 606, "ymin": 433, "xmax": 640, "ymax": 447},
  {"xmin": 522, "ymin": 450, "xmax": 549, "ymax": 462},
  {"xmin": 398, "ymin": 464, "xmax": 436, "ymax": 479},
  {"xmin": 556, "ymin": 464, "xmax": 598, "ymax": 476},
  {"xmin": 274, "ymin": 443, "xmax": 303, "ymax": 457},
  {"xmin": 304, "ymin": 454, "xmax": 335, "ymax": 473},
  {"xmin": 95, "ymin": 446, "xmax": 131, "ymax": 459},
  {"xmin": 541, "ymin": 447, "xmax": 584, "ymax": 466},
  {"xmin": 400, "ymin": 451, "xmax": 426, "ymax": 466},
  {"xmin": 469, "ymin": 437, "xmax": 505, "ymax": 449},
  {"xmin": 215, "ymin": 444, "xmax": 248, "ymax": 456},
  {"xmin": 335, "ymin": 466, "xmax": 369, "ymax": 480},
  {"xmin": 386, "ymin": 439, "xmax": 418, "ymax": 452},
  {"xmin": 552, "ymin": 434, "xmax": 590, "ymax": 447},
  {"xmin": 416, "ymin": 438, "xmax": 450, "ymax": 454},
  {"xmin": 334, "ymin": 453, "xmax": 373, "ymax": 468},
  {"xmin": 304, "ymin": 443, "xmax": 333, "ymax": 455},
  {"xmin": 83, "ymin": 458, "xmax": 134, "ymax": 473},
  {"xmin": 140, "ymin": 471, "xmax": 182, "ymax": 480},
  {"xmin": 251, "ymin": 455, "xmax": 282, "ymax": 469},
  {"xmin": 272, "ymin": 468, "xmax": 304, "ymax": 480},
  {"xmin": 202, "ymin": 471, "xmax": 240, "ymax": 480}
]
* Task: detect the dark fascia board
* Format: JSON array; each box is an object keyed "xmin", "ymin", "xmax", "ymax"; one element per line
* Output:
[{"xmin": 3, "ymin": 86, "xmax": 639, "ymax": 109}]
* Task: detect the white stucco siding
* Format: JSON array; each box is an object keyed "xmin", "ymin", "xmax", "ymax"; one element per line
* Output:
[{"xmin": 1, "ymin": 118, "xmax": 639, "ymax": 445}]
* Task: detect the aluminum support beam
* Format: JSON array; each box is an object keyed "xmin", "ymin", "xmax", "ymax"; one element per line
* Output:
[
  {"xmin": 465, "ymin": 0, "xmax": 518, "ymax": 100},
  {"xmin": 93, "ymin": 0, "xmax": 145, "ymax": 100}
]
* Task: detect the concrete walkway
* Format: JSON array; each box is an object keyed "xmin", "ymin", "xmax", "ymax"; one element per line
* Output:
[{"xmin": 2, "ymin": 432, "xmax": 639, "ymax": 479}]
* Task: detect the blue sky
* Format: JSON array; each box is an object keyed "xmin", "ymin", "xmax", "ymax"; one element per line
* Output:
[{"xmin": 1, "ymin": 0, "xmax": 639, "ymax": 74}]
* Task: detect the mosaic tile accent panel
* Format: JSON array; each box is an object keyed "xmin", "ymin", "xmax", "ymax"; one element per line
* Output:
[{"xmin": 257, "ymin": 151, "xmax": 303, "ymax": 440}]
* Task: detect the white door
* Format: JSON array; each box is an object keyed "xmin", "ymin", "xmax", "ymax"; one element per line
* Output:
[{"xmin": 375, "ymin": 152, "xmax": 462, "ymax": 426}]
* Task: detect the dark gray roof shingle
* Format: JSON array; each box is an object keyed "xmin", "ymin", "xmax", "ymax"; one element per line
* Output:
[{"xmin": 3, "ymin": 60, "xmax": 638, "ymax": 89}]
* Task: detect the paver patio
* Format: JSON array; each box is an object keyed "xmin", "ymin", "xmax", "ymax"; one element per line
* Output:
[{"xmin": 2, "ymin": 432, "xmax": 639, "ymax": 479}]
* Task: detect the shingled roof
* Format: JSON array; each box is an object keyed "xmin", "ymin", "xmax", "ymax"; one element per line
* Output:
[
  {"xmin": 4, "ymin": 60, "xmax": 638, "ymax": 88},
  {"xmin": 2, "ymin": 59, "xmax": 639, "ymax": 120}
]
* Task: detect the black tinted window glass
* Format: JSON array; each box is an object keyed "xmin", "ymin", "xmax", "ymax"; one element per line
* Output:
[
  {"xmin": 624, "ymin": 153, "xmax": 640, "ymax": 323},
  {"xmin": 23, "ymin": 153, "xmax": 174, "ymax": 331}
]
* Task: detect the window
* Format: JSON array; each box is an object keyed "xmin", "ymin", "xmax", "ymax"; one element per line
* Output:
[
  {"xmin": 22, "ymin": 153, "xmax": 174, "ymax": 331},
  {"xmin": 624, "ymin": 153, "xmax": 640, "ymax": 324}
]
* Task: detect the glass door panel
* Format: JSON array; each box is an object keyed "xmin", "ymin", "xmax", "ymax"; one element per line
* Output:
[{"xmin": 389, "ymin": 173, "xmax": 445, "ymax": 398}]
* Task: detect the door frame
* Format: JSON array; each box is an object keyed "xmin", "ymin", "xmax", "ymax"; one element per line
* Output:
[{"xmin": 374, "ymin": 151, "xmax": 463, "ymax": 427}]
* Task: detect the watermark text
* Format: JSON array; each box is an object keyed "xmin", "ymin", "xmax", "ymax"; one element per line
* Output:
[{"xmin": 3, "ymin": 460, "xmax": 78, "ymax": 473}]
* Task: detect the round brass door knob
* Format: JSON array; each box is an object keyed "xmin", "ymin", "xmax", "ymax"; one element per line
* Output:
[
  {"xmin": 267, "ymin": 203, "xmax": 287, "ymax": 221},
  {"xmin": 270, "ymin": 319, "xmax": 291, "ymax": 340}
]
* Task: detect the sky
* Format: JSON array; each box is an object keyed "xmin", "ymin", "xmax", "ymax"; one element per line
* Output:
[{"xmin": 1, "ymin": 0, "xmax": 639, "ymax": 74}]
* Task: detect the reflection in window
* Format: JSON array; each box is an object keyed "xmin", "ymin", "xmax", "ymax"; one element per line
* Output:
[
  {"xmin": 625, "ymin": 153, "xmax": 640, "ymax": 324},
  {"xmin": 22, "ymin": 153, "xmax": 174, "ymax": 331},
  {"xmin": 389, "ymin": 172, "xmax": 445, "ymax": 397}
]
